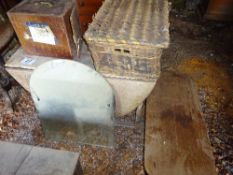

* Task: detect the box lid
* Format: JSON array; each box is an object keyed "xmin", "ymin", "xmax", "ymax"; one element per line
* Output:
[
  {"xmin": 8, "ymin": 0, "xmax": 72, "ymax": 16},
  {"xmin": 85, "ymin": 0, "xmax": 170, "ymax": 48}
]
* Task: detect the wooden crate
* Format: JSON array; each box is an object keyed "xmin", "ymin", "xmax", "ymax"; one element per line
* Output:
[
  {"xmin": 8, "ymin": 0, "xmax": 81, "ymax": 59},
  {"xmin": 85, "ymin": 0, "xmax": 170, "ymax": 82}
]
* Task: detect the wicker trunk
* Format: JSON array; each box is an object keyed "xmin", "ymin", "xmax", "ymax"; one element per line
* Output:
[{"xmin": 85, "ymin": 0, "xmax": 170, "ymax": 82}]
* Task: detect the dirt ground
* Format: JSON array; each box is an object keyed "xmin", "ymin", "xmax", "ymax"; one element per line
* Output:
[{"xmin": 0, "ymin": 9, "xmax": 233, "ymax": 175}]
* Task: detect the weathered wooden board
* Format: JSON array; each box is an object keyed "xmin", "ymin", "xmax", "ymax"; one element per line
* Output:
[
  {"xmin": 145, "ymin": 71, "xmax": 217, "ymax": 175},
  {"xmin": 0, "ymin": 141, "xmax": 82, "ymax": 175}
]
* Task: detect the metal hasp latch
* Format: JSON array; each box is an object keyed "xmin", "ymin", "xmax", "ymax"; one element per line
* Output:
[{"xmin": 30, "ymin": 60, "xmax": 115, "ymax": 147}]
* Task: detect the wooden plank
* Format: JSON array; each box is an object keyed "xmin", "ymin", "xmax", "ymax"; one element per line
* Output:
[
  {"xmin": 145, "ymin": 71, "xmax": 217, "ymax": 175},
  {"xmin": 0, "ymin": 141, "xmax": 82, "ymax": 175}
]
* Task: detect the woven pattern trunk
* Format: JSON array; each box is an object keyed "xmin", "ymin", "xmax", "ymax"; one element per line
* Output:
[{"xmin": 85, "ymin": 0, "xmax": 170, "ymax": 82}]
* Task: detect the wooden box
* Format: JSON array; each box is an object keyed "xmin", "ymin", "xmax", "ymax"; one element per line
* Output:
[
  {"xmin": 8, "ymin": 0, "xmax": 81, "ymax": 59},
  {"xmin": 85, "ymin": 0, "xmax": 170, "ymax": 82}
]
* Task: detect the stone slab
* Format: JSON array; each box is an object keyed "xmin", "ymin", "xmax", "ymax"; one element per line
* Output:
[
  {"xmin": 0, "ymin": 141, "xmax": 32, "ymax": 175},
  {"xmin": 16, "ymin": 145, "xmax": 82, "ymax": 175},
  {"xmin": 0, "ymin": 141, "xmax": 82, "ymax": 175}
]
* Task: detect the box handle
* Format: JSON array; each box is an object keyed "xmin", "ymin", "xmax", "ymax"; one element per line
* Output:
[{"xmin": 114, "ymin": 48, "xmax": 131, "ymax": 54}]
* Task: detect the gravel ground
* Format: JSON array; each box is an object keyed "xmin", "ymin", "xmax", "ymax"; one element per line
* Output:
[{"xmin": 0, "ymin": 9, "xmax": 233, "ymax": 175}]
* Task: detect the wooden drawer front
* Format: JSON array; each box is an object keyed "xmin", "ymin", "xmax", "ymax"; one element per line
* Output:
[
  {"xmin": 77, "ymin": 0, "xmax": 103, "ymax": 7},
  {"xmin": 76, "ymin": 0, "xmax": 104, "ymax": 34},
  {"xmin": 79, "ymin": 6, "xmax": 100, "ymax": 15},
  {"xmin": 80, "ymin": 15, "xmax": 93, "ymax": 33}
]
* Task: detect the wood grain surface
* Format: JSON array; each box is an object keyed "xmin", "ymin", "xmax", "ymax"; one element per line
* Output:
[
  {"xmin": 7, "ymin": 0, "xmax": 75, "ymax": 59},
  {"xmin": 145, "ymin": 71, "xmax": 217, "ymax": 175}
]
